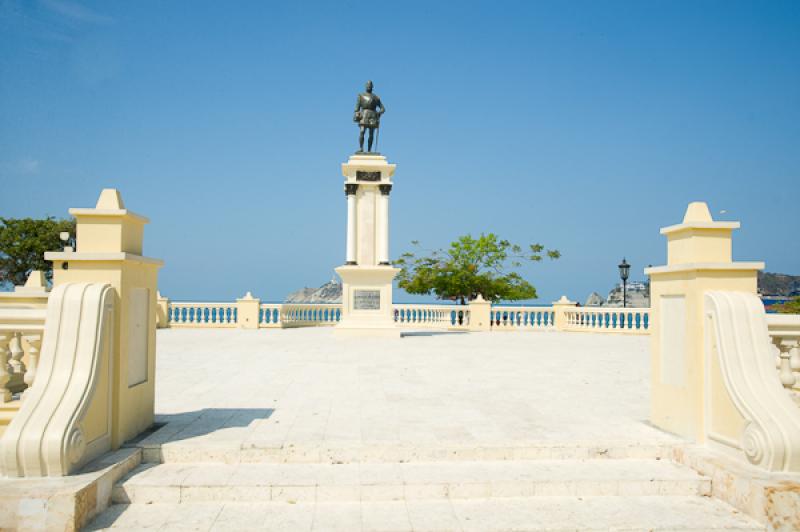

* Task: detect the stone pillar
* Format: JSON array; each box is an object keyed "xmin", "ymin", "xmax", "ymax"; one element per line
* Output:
[
  {"xmin": 156, "ymin": 291, "xmax": 170, "ymax": 329},
  {"xmin": 377, "ymin": 184, "xmax": 391, "ymax": 265},
  {"xmin": 335, "ymin": 154, "xmax": 400, "ymax": 335},
  {"xmin": 645, "ymin": 201, "xmax": 763, "ymax": 442},
  {"xmin": 468, "ymin": 295, "xmax": 492, "ymax": 331},
  {"xmin": 345, "ymin": 184, "xmax": 358, "ymax": 265},
  {"xmin": 552, "ymin": 295, "xmax": 578, "ymax": 331},
  {"xmin": 45, "ymin": 189, "xmax": 163, "ymax": 448},
  {"xmin": 236, "ymin": 291, "xmax": 261, "ymax": 330}
]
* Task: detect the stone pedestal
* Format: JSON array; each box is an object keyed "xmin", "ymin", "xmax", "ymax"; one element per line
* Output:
[{"xmin": 335, "ymin": 154, "xmax": 400, "ymax": 335}]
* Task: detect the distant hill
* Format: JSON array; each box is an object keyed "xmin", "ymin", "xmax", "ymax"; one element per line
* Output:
[
  {"xmin": 759, "ymin": 272, "xmax": 800, "ymax": 296},
  {"xmin": 285, "ymin": 278, "xmax": 342, "ymax": 303}
]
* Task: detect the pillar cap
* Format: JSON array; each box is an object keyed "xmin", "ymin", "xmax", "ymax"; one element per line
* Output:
[
  {"xmin": 644, "ymin": 262, "xmax": 764, "ymax": 275},
  {"xmin": 15, "ymin": 271, "xmax": 48, "ymax": 293},
  {"xmin": 237, "ymin": 291, "xmax": 258, "ymax": 301},
  {"xmin": 69, "ymin": 188, "xmax": 150, "ymax": 224},
  {"xmin": 660, "ymin": 201, "xmax": 739, "ymax": 235},
  {"xmin": 552, "ymin": 295, "xmax": 577, "ymax": 306},
  {"xmin": 44, "ymin": 251, "xmax": 164, "ymax": 266}
]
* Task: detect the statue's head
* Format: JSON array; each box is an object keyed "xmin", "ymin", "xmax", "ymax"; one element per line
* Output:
[{"xmin": 365, "ymin": 80, "xmax": 374, "ymax": 92}]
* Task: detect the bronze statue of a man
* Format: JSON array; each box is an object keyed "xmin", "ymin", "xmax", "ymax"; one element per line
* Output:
[{"xmin": 353, "ymin": 80, "xmax": 385, "ymax": 153}]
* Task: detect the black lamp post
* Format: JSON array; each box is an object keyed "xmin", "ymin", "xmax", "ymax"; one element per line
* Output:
[{"xmin": 618, "ymin": 258, "xmax": 630, "ymax": 308}]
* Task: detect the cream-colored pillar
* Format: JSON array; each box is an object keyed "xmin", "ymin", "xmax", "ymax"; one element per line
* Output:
[
  {"xmin": 552, "ymin": 295, "xmax": 577, "ymax": 331},
  {"xmin": 644, "ymin": 201, "xmax": 763, "ymax": 442},
  {"xmin": 45, "ymin": 189, "xmax": 163, "ymax": 448},
  {"xmin": 468, "ymin": 295, "xmax": 492, "ymax": 331},
  {"xmin": 236, "ymin": 292, "xmax": 261, "ymax": 329},
  {"xmin": 335, "ymin": 154, "xmax": 400, "ymax": 335},
  {"xmin": 345, "ymin": 185, "xmax": 358, "ymax": 265},
  {"xmin": 377, "ymin": 184, "xmax": 391, "ymax": 265},
  {"xmin": 156, "ymin": 291, "xmax": 170, "ymax": 329}
]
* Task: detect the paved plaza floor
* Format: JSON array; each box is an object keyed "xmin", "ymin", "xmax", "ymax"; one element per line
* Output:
[
  {"xmin": 84, "ymin": 328, "xmax": 768, "ymax": 531},
  {"xmin": 146, "ymin": 328, "xmax": 680, "ymax": 459}
]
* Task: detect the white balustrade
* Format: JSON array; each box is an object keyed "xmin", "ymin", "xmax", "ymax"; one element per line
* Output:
[
  {"xmin": 0, "ymin": 307, "xmax": 47, "ymax": 402},
  {"xmin": 161, "ymin": 299, "xmax": 659, "ymax": 336},
  {"xmin": 491, "ymin": 306, "xmax": 554, "ymax": 330},
  {"xmin": 168, "ymin": 302, "xmax": 238, "ymax": 328},
  {"xmin": 280, "ymin": 304, "xmax": 341, "ymax": 327},
  {"xmin": 259, "ymin": 304, "xmax": 283, "ymax": 328},
  {"xmin": 766, "ymin": 314, "xmax": 800, "ymax": 394},
  {"xmin": 393, "ymin": 304, "xmax": 470, "ymax": 329},
  {"xmin": 564, "ymin": 307, "xmax": 650, "ymax": 334}
]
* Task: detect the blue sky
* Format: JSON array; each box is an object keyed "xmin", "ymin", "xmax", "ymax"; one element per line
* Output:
[{"xmin": 1, "ymin": 0, "xmax": 798, "ymax": 303}]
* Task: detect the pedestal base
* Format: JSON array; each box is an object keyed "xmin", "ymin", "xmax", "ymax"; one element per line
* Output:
[{"xmin": 335, "ymin": 265, "xmax": 399, "ymax": 334}]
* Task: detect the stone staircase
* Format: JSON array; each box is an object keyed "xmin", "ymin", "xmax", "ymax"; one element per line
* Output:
[{"xmin": 86, "ymin": 443, "xmax": 764, "ymax": 531}]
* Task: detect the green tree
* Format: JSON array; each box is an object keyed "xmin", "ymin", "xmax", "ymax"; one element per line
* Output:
[
  {"xmin": 0, "ymin": 217, "xmax": 76, "ymax": 287},
  {"xmin": 774, "ymin": 296, "xmax": 800, "ymax": 314},
  {"xmin": 394, "ymin": 233, "xmax": 560, "ymax": 304}
]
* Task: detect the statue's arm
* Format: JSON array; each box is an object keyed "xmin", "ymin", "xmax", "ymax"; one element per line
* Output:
[
  {"xmin": 378, "ymin": 97, "xmax": 386, "ymax": 114},
  {"xmin": 354, "ymin": 95, "xmax": 362, "ymax": 112}
]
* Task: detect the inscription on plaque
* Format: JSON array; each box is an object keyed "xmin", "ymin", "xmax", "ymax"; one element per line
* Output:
[
  {"xmin": 356, "ymin": 171, "xmax": 381, "ymax": 182},
  {"xmin": 353, "ymin": 289, "xmax": 381, "ymax": 310}
]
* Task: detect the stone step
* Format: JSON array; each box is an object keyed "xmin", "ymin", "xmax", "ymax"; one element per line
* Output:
[
  {"xmin": 112, "ymin": 458, "xmax": 710, "ymax": 504},
  {"xmin": 87, "ymin": 496, "xmax": 765, "ymax": 531},
  {"xmin": 143, "ymin": 440, "xmax": 679, "ymax": 464}
]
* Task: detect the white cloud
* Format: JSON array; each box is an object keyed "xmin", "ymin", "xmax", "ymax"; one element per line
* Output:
[
  {"xmin": 0, "ymin": 158, "xmax": 41, "ymax": 175},
  {"xmin": 40, "ymin": 0, "xmax": 113, "ymax": 25},
  {"xmin": 18, "ymin": 158, "xmax": 41, "ymax": 174}
]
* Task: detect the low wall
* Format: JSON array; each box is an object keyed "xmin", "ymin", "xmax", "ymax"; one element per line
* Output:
[{"xmin": 160, "ymin": 297, "xmax": 651, "ymax": 334}]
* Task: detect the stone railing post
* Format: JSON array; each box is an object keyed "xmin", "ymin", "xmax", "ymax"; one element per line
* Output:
[
  {"xmin": 776, "ymin": 338, "xmax": 799, "ymax": 389},
  {"xmin": 552, "ymin": 296, "xmax": 577, "ymax": 331},
  {"xmin": 7, "ymin": 333, "xmax": 25, "ymax": 394},
  {"xmin": 156, "ymin": 291, "xmax": 170, "ymax": 328},
  {"xmin": 645, "ymin": 201, "xmax": 763, "ymax": 442},
  {"xmin": 236, "ymin": 292, "xmax": 261, "ymax": 330},
  {"xmin": 0, "ymin": 334, "xmax": 12, "ymax": 403},
  {"xmin": 21, "ymin": 334, "xmax": 41, "ymax": 400},
  {"xmin": 468, "ymin": 295, "xmax": 491, "ymax": 331}
]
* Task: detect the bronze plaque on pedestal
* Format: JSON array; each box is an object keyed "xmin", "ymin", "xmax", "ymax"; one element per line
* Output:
[{"xmin": 353, "ymin": 289, "xmax": 381, "ymax": 310}]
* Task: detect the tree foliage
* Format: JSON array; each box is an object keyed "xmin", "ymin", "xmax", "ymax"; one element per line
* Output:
[
  {"xmin": 394, "ymin": 233, "xmax": 560, "ymax": 304},
  {"xmin": 774, "ymin": 296, "xmax": 800, "ymax": 314},
  {"xmin": 0, "ymin": 217, "xmax": 76, "ymax": 287}
]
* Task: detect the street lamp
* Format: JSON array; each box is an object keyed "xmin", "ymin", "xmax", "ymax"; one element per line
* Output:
[{"xmin": 618, "ymin": 258, "xmax": 630, "ymax": 308}]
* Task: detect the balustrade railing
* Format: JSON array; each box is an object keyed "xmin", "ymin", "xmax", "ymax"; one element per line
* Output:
[
  {"xmin": 491, "ymin": 306, "xmax": 554, "ymax": 330},
  {"xmin": 563, "ymin": 307, "xmax": 650, "ymax": 334},
  {"xmin": 394, "ymin": 304, "xmax": 470, "ymax": 328},
  {"xmin": 766, "ymin": 314, "xmax": 800, "ymax": 398},
  {"xmin": 162, "ymin": 297, "xmax": 661, "ymax": 336},
  {"xmin": 168, "ymin": 302, "xmax": 238, "ymax": 328},
  {"xmin": 0, "ymin": 308, "xmax": 46, "ymax": 403},
  {"xmin": 259, "ymin": 304, "xmax": 283, "ymax": 328},
  {"xmin": 281, "ymin": 304, "xmax": 341, "ymax": 327}
]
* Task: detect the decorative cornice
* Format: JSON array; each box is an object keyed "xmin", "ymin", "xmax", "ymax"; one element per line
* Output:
[
  {"xmin": 345, "ymin": 184, "xmax": 359, "ymax": 196},
  {"xmin": 379, "ymin": 184, "xmax": 392, "ymax": 196}
]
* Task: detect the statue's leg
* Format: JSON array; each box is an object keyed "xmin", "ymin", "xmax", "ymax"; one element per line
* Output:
[
  {"xmin": 359, "ymin": 126, "xmax": 365, "ymax": 151},
  {"xmin": 367, "ymin": 128, "xmax": 374, "ymax": 152}
]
